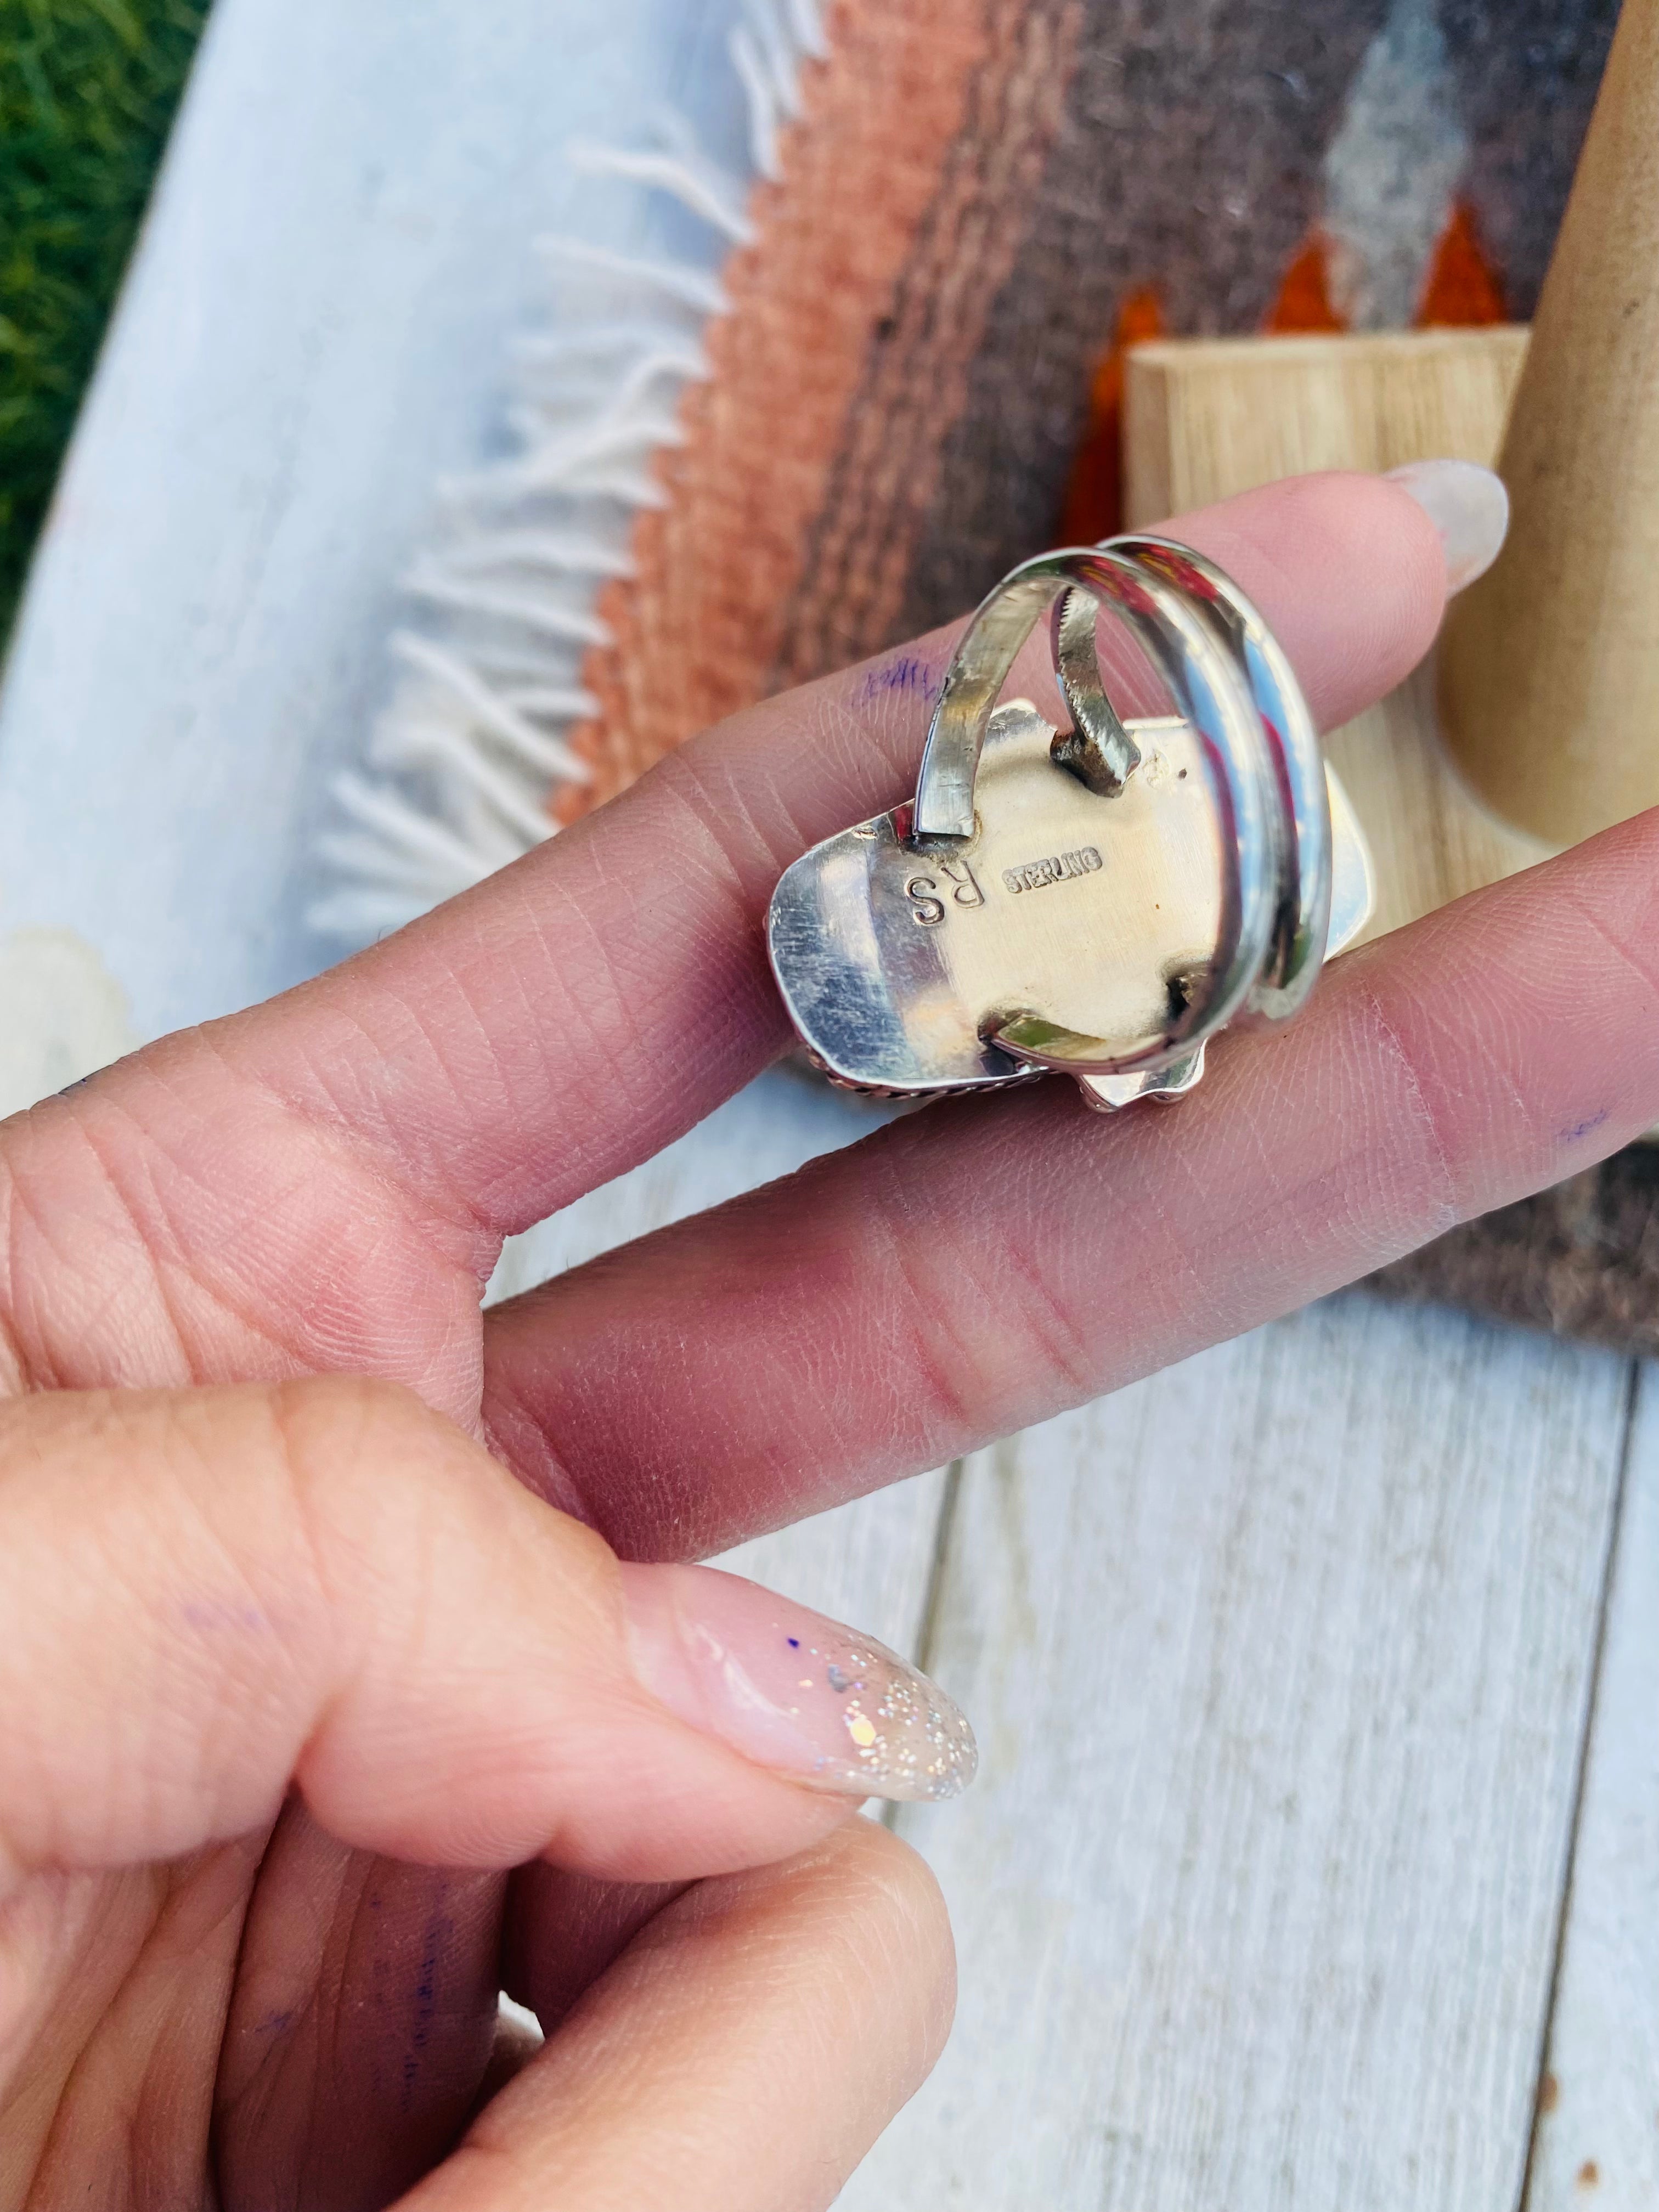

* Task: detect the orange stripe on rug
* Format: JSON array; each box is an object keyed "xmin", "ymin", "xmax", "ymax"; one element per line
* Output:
[
  {"xmin": 561, "ymin": 0, "xmax": 1006, "ymax": 818},
  {"xmin": 1414, "ymin": 200, "xmax": 1506, "ymax": 326},
  {"xmin": 1263, "ymin": 229, "xmax": 1348, "ymax": 334}
]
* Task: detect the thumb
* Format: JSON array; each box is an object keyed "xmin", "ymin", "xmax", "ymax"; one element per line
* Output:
[{"xmin": 0, "ymin": 1379, "xmax": 974, "ymax": 1888}]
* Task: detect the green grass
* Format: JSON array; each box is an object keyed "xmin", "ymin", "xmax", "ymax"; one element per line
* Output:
[{"xmin": 1, "ymin": 0, "xmax": 208, "ymax": 638}]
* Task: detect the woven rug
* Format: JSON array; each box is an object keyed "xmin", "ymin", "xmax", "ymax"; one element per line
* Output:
[{"xmin": 332, "ymin": 0, "xmax": 1656, "ymax": 1357}]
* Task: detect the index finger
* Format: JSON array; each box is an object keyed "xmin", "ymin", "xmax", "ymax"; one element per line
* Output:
[{"xmin": 174, "ymin": 473, "xmax": 1448, "ymax": 1240}]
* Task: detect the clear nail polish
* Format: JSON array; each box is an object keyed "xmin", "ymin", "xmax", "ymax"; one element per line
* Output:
[{"xmin": 620, "ymin": 1563, "xmax": 978, "ymax": 1803}]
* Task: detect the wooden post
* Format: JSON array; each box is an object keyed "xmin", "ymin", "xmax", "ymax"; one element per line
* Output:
[{"xmin": 1439, "ymin": 0, "xmax": 1659, "ymax": 845}]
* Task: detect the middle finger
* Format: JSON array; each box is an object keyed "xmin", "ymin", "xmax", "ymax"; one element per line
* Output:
[
  {"xmin": 479, "ymin": 810, "xmax": 1659, "ymax": 1558},
  {"xmin": 189, "ymin": 473, "xmax": 1444, "ymax": 1249}
]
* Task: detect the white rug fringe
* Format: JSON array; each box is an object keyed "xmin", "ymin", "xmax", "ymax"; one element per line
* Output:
[{"xmin": 310, "ymin": 0, "xmax": 819, "ymax": 946}]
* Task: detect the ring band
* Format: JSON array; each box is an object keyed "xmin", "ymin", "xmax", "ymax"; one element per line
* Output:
[
  {"xmin": 768, "ymin": 537, "xmax": 1367, "ymax": 1108},
  {"xmin": 911, "ymin": 538, "xmax": 1327, "ymax": 1075}
]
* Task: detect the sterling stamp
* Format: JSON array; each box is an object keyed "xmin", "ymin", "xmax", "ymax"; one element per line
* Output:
[{"xmin": 1002, "ymin": 847, "xmax": 1102, "ymax": 894}]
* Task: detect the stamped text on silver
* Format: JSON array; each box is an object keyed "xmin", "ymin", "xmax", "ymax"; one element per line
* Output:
[
  {"xmin": 904, "ymin": 859, "xmax": 986, "ymax": 927},
  {"xmin": 1002, "ymin": 846, "xmax": 1103, "ymax": 895}
]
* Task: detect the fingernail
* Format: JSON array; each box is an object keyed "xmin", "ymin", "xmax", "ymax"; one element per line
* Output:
[
  {"xmin": 618, "ymin": 1562, "xmax": 977, "ymax": 1803},
  {"xmin": 1385, "ymin": 458, "xmax": 1510, "ymax": 594}
]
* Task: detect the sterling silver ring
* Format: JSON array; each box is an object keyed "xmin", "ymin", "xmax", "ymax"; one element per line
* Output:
[{"xmin": 768, "ymin": 537, "xmax": 1374, "ymax": 1113}]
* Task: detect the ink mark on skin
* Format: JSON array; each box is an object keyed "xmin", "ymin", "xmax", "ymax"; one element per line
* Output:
[
  {"xmin": 855, "ymin": 652, "xmax": 938, "ymax": 707},
  {"xmin": 402, "ymin": 1908, "xmax": 455, "ymax": 2108},
  {"xmin": 1560, "ymin": 1107, "xmax": 1610, "ymax": 1143}
]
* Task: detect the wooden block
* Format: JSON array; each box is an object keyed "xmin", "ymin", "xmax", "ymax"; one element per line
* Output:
[{"xmin": 1124, "ymin": 328, "xmax": 1546, "ymax": 949}]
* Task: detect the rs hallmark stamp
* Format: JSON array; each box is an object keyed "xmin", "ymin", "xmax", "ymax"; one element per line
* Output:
[
  {"xmin": 1002, "ymin": 847, "xmax": 1103, "ymax": 895},
  {"xmin": 904, "ymin": 859, "xmax": 986, "ymax": 926}
]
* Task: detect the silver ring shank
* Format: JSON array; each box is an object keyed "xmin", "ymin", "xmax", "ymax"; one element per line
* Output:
[
  {"xmin": 912, "ymin": 543, "xmax": 1299, "ymax": 1074},
  {"xmin": 1110, "ymin": 536, "xmax": 1332, "ymax": 1022}
]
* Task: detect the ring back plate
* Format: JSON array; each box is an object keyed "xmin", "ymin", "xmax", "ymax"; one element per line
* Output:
[{"xmin": 768, "ymin": 702, "xmax": 1373, "ymax": 1099}]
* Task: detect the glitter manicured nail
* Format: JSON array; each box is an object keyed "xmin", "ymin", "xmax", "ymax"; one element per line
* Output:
[{"xmin": 618, "ymin": 1562, "xmax": 977, "ymax": 1803}]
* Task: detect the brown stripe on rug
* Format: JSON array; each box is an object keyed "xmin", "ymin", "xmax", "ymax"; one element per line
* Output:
[
  {"xmin": 771, "ymin": 0, "xmax": 1082, "ymax": 687},
  {"xmin": 563, "ymin": 0, "xmax": 1013, "ymax": 814}
]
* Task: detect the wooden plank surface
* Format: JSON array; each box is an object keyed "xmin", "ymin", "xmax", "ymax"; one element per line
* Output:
[
  {"xmin": 843, "ymin": 1296, "xmax": 1632, "ymax": 2210},
  {"xmin": 1525, "ymin": 1363, "xmax": 1659, "ymax": 2212}
]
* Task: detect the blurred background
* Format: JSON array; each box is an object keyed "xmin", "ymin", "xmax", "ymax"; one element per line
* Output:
[{"xmin": 1, "ymin": 0, "xmax": 207, "ymax": 640}]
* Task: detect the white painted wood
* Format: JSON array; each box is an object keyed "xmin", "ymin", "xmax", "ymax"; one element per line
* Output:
[
  {"xmin": 843, "ymin": 1294, "xmax": 1632, "ymax": 2211},
  {"xmin": 1526, "ymin": 1361, "xmax": 1659, "ymax": 2212},
  {"xmin": 0, "ymin": 0, "xmax": 754, "ymax": 1049}
]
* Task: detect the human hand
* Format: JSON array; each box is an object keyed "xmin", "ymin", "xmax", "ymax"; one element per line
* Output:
[
  {"xmin": 1, "ymin": 1377, "xmax": 966, "ymax": 2211},
  {"xmin": 3, "ymin": 471, "xmax": 1655, "ymax": 2210}
]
